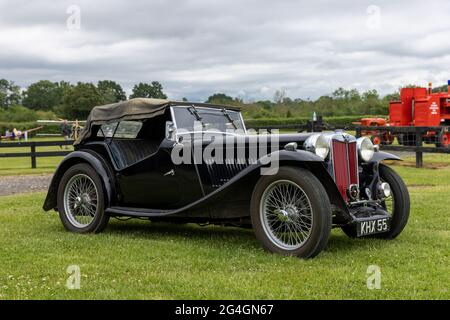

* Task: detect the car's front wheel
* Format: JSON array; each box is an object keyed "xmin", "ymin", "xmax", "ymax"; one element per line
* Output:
[
  {"xmin": 57, "ymin": 163, "xmax": 109, "ymax": 233},
  {"xmin": 373, "ymin": 164, "xmax": 410, "ymax": 239},
  {"xmin": 341, "ymin": 164, "xmax": 410, "ymax": 239},
  {"xmin": 250, "ymin": 167, "xmax": 331, "ymax": 259}
]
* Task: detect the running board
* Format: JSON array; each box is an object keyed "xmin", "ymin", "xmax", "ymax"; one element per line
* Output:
[{"xmin": 106, "ymin": 206, "xmax": 173, "ymax": 217}]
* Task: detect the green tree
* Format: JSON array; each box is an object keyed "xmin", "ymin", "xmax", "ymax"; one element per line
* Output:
[
  {"xmin": 0, "ymin": 79, "xmax": 22, "ymax": 108},
  {"xmin": 432, "ymin": 84, "xmax": 448, "ymax": 93},
  {"xmin": 314, "ymin": 95, "xmax": 335, "ymax": 116},
  {"xmin": 23, "ymin": 80, "xmax": 65, "ymax": 110},
  {"xmin": 60, "ymin": 82, "xmax": 105, "ymax": 119},
  {"xmin": 256, "ymin": 100, "xmax": 275, "ymax": 110},
  {"xmin": 383, "ymin": 93, "xmax": 399, "ymax": 102},
  {"xmin": 129, "ymin": 81, "xmax": 167, "ymax": 99},
  {"xmin": 206, "ymin": 93, "xmax": 234, "ymax": 104},
  {"xmin": 362, "ymin": 89, "xmax": 379, "ymax": 100},
  {"xmin": 97, "ymin": 80, "xmax": 126, "ymax": 103},
  {"xmin": 0, "ymin": 79, "xmax": 7, "ymax": 108}
]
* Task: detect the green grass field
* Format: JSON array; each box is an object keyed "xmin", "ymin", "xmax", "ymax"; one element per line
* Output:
[{"xmin": 0, "ymin": 157, "xmax": 449, "ymax": 299}]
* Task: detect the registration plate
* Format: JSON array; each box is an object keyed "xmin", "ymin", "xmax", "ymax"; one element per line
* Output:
[{"xmin": 357, "ymin": 217, "xmax": 390, "ymax": 237}]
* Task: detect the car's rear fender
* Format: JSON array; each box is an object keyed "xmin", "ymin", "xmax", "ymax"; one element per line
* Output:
[{"xmin": 42, "ymin": 150, "xmax": 115, "ymax": 211}]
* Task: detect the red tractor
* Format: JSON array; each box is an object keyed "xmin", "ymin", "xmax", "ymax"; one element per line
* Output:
[{"xmin": 359, "ymin": 82, "xmax": 450, "ymax": 147}]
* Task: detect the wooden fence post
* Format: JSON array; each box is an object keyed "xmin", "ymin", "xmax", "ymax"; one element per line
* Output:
[
  {"xmin": 415, "ymin": 128, "xmax": 423, "ymax": 168},
  {"xmin": 30, "ymin": 142, "xmax": 37, "ymax": 169}
]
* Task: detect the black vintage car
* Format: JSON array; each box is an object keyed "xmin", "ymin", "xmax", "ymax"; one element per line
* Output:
[{"xmin": 43, "ymin": 98, "xmax": 410, "ymax": 258}]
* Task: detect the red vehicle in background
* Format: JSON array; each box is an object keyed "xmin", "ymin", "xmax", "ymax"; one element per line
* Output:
[
  {"xmin": 358, "ymin": 81, "xmax": 450, "ymax": 148},
  {"xmin": 354, "ymin": 117, "xmax": 393, "ymax": 146}
]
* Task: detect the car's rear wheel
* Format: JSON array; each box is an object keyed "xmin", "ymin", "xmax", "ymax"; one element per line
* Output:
[
  {"xmin": 250, "ymin": 167, "xmax": 331, "ymax": 259},
  {"xmin": 57, "ymin": 163, "xmax": 109, "ymax": 233}
]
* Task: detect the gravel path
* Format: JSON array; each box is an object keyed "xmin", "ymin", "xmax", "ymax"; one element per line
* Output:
[{"xmin": 0, "ymin": 174, "xmax": 52, "ymax": 196}]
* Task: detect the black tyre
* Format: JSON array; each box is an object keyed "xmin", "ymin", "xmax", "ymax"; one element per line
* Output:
[
  {"xmin": 250, "ymin": 167, "xmax": 331, "ymax": 259},
  {"xmin": 57, "ymin": 163, "xmax": 109, "ymax": 233},
  {"xmin": 342, "ymin": 164, "xmax": 410, "ymax": 239},
  {"xmin": 435, "ymin": 131, "xmax": 450, "ymax": 148}
]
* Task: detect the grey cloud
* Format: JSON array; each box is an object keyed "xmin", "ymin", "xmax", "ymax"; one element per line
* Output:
[{"xmin": 0, "ymin": 0, "xmax": 449, "ymax": 101}]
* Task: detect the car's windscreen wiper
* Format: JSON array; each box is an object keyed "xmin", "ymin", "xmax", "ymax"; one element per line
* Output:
[
  {"xmin": 221, "ymin": 108, "xmax": 237, "ymax": 129},
  {"xmin": 188, "ymin": 105, "xmax": 202, "ymax": 121}
]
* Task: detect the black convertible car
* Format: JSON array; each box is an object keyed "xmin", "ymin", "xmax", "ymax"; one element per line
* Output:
[{"xmin": 43, "ymin": 98, "xmax": 410, "ymax": 258}]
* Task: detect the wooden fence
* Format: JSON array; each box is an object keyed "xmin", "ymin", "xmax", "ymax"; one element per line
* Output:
[{"xmin": 0, "ymin": 140, "xmax": 73, "ymax": 168}]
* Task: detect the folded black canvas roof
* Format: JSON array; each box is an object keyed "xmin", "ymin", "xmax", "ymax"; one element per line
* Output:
[
  {"xmin": 74, "ymin": 98, "xmax": 240, "ymax": 145},
  {"xmin": 75, "ymin": 98, "xmax": 170, "ymax": 145}
]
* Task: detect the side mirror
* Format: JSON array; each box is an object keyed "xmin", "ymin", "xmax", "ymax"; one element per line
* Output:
[{"xmin": 165, "ymin": 121, "xmax": 177, "ymax": 141}]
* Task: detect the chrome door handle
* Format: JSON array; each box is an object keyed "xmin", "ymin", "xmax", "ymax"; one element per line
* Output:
[{"xmin": 163, "ymin": 169, "xmax": 175, "ymax": 176}]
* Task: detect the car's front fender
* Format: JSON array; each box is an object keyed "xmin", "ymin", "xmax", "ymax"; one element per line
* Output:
[
  {"xmin": 257, "ymin": 149, "xmax": 325, "ymax": 168},
  {"xmin": 370, "ymin": 151, "xmax": 401, "ymax": 163},
  {"xmin": 42, "ymin": 150, "xmax": 114, "ymax": 211},
  {"xmin": 198, "ymin": 149, "xmax": 351, "ymax": 220}
]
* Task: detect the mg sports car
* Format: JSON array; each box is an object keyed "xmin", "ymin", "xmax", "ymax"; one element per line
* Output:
[{"xmin": 43, "ymin": 98, "xmax": 410, "ymax": 258}]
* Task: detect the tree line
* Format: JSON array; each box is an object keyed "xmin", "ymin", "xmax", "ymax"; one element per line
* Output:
[
  {"xmin": 0, "ymin": 79, "xmax": 167, "ymax": 120},
  {"xmin": 1, "ymin": 78, "xmax": 448, "ymax": 121}
]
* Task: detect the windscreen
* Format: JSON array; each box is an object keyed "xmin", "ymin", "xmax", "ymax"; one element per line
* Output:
[{"xmin": 172, "ymin": 106, "xmax": 245, "ymax": 133}]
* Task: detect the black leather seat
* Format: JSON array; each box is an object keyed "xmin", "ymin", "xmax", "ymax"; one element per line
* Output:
[{"xmin": 109, "ymin": 139, "xmax": 159, "ymax": 169}]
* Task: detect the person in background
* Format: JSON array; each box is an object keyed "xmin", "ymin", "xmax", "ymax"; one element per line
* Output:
[
  {"xmin": 61, "ymin": 120, "xmax": 72, "ymax": 149},
  {"xmin": 12, "ymin": 128, "xmax": 22, "ymax": 140}
]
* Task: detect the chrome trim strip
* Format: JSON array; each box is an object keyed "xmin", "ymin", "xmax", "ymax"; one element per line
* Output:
[
  {"xmin": 169, "ymin": 106, "xmax": 178, "ymax": 129},
  {"xmin": 239, "ymin": 112, "xmax": 247, "ymax": 134},
  {"xmin": 177, "ymin": 131, "xmax": 245, "ymax": 136}
]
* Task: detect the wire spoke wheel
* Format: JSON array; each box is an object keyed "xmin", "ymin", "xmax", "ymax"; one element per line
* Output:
[
  {"xmin": 63, "ymin": 174, "xmax": 98, "ymax": 228},
  {"xmin": 380, "ymin": 179, "xmax": 394, "ymax": 217},
  {"xmin": 260, "ymin": 180, "xmax": 313, "ymax": 250}
]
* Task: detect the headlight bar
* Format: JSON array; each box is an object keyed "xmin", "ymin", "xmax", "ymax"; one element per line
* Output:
[
  {"xmin": 304, "ymin": 134, "xmax": 330, "ymax": 159},
  {"xmin": 356, "ymin": 137, "xmax": 375, "ymax": 162}
]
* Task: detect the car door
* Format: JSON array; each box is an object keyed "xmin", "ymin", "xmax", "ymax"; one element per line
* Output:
[
  {"xmin": 107, "ymin": 116, "xmax": 204, "ymax": 210},
  {"xmin": 117, "ymin": 139, "xmax": 203, "ymax": 209}
]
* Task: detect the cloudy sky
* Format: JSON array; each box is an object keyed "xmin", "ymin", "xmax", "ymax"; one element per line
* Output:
[{"xmin": 0, "ymin": 0, "xmax": 449, "ymax": 101}]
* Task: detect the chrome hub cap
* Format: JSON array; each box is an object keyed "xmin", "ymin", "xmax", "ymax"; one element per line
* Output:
[
  {"xmin": 260, "ymin": 180, "xmax": 313, "ymax": 250},
  {"xmin": 63, "ymin": 174, "xmax": 98, "ymax": 228}
]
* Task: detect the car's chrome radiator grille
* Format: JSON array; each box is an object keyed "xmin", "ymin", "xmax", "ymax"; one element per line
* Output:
[
  {"xmin": 331, "ymin": 140, "xmax": 358, "ymax": 202},
  {"xmin": 204, "ymin": 158, "xmax": 256, "ymax": 188}
]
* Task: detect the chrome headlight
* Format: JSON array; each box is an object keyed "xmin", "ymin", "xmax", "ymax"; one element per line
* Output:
[
  {"xmin": 304, "ymin": 134, "xmax": 330, "ymax": 159},
  {"xmin": 357, "ymin": 137, "xmax": 374, "ymax": 162}
]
